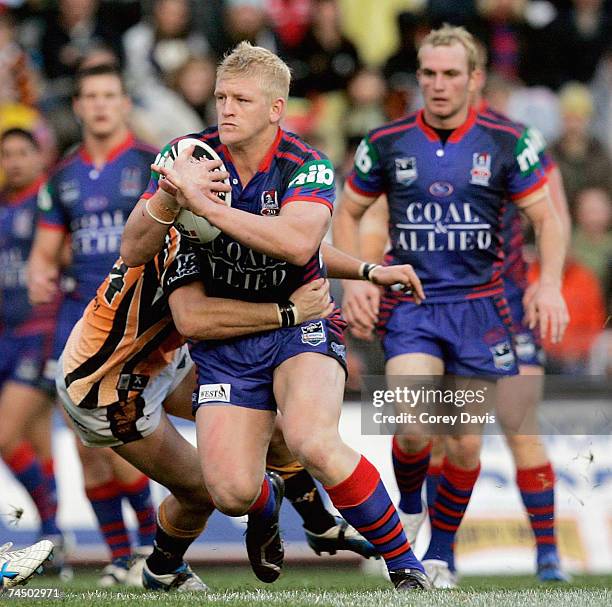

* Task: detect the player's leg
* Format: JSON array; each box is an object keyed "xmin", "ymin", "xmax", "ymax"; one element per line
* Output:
[
  {"xmin": 426, "ymin": 437, "xmax": 445, "ymax": 518},
  {"xmin": 114, "ymin": 410, "xmax": 213, "ymax": 591},
  {"xmin": 266, "ymin": 418, "xmax": 377, "ymax": 558},
  {"xmin": 421, "ymin": 376, "xmax": 488, "ymax": 580},
  {"xmin": 387, "ymin": 353, "xmax": 443, "ymax": 545},
  {"xmin": 108, "ymin": 451, "xmax": 156, "ymax": 555},
  {"xmin": 190, "ymin": 337, "xmax": 285, "ymax": 583},
  {"xmin": 498, "ymin": 365, "xmax": 567, "ymax": 582},
  {"xmin": 275, "ymin": 352, "xmax": 430, "ymax": 590},
  {"xmin": 74, "ymin": 440, "xmax": 133, "ymax": 584},
  {"xmin": 0, "ymin": 381, "xmax": 61, "ymax": 538}
]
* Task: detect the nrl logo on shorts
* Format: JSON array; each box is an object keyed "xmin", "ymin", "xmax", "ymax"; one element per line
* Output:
[
  {"xmin": 470, "ymin": 152, "xmax": 491, "ymax": 186},
  {"xmin": 260, "ymin": 190, "xmax": 279, "ymax": 216},
  {"xmin": 301, "ymin": 321, "xmax": 326, "ymax": 347},
  {"xmin": 395, "ymin": 157, "xmax": 417, "ymax": 186},
  {"xmin": 489, "ymin": 340, "xmax": 516, "ymax": 371}
]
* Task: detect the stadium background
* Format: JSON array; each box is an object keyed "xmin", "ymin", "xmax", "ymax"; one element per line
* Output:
[{"xmin": 0, "ymin": 0, "xmax": 610, "ymax": 577}]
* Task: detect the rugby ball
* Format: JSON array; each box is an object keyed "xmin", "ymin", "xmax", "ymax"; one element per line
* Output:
[{"xmin": 159, "ymin": 137, "xmax": 231, "ymax": 244}]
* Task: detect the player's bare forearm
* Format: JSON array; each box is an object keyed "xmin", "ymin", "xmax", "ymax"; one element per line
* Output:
[
  {"xmin": 548, "ymin": 166, "xmax": 571, "ymax": 248},
  {"xmin": 27, "ymin": 227, "xmax": 65, "ymax": 304},
  {"xmin": 322, "ymin": 243, "xmax": 367, "ymax": 279},
  {"xmin": 529, "ymin": 205, "xmax": 565, "ymax": 286},
  {"xmin": 121, "ymin": 192, "xmax": 178, "ymax": 266},
  {"xmin": 169, "ymin": 285, "xmax": 278, "ymax": 340},
  {"xmin": 170, "ymin": 279, "xmax": 332, "ymax": 340}
]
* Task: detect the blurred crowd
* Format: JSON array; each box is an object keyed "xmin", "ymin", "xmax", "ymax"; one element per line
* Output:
[{"xmin": 0, "ymin": 0, "xmax": 610, "ymax": 377}]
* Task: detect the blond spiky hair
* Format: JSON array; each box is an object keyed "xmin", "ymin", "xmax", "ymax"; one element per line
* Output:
[
  {"xmin": 418, "ymin": 24, "xmax": 479, "ymax": 73},
  {"xmin": 217, "ymin": 41, "xmax": 291, "ymax": 101}
]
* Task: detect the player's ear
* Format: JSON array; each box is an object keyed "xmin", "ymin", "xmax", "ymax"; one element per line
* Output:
[{"xmin": 269, "ymin": 97, "xmax": 285, "ymax": 125}]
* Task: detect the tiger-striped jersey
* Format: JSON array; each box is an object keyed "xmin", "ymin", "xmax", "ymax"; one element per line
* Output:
[{"xmin": 61, "ymin": 228, "xmax": 199, "ymax": 408}]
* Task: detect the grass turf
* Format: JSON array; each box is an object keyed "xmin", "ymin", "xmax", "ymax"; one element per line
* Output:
[{"xmin": 8, "ymin": 567, "xmax": 612, "ymax": 606}]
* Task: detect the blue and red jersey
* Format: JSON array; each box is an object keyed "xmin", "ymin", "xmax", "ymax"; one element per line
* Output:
[
  {"xmin": 143, "ymin": 127, "xmax": 336, "ymax": 304},
  {"xmin": 0, "ymin": 176, "xmax": 59, "ymax": 334},
  {"xmin": 479, "ymin": 103, "xmax": 557, "ymax": 292},
  {"xmin": 37, "ymin": 133, "xmax": 156, "ymax": 304},
  {"xmin": 347, "ymin": 108, "xmax": 548, "ymax": 302}
]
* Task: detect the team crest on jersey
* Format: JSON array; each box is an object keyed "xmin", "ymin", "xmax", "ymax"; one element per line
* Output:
[
  {"xmin": 489, "ymin": 340, "xmax": 516, "ymax": 371},
  {"xmin": 59, "ymin": 179, "xmax": 80, "ymax": 205},
  {"xmin": 470, "ymin": 153, "xmax": 492, "ymax": 186},
  {"xmin": 120, "ymin": 167, "xmax": 143, "ymax": 197},
  {"xmin": 395, "ymin": 157, "xmax": 417, "ymax": 185},
  {"xmin": 260, "ymin": 190, "xmax": 279, "ymax": 216},
  {"xmin": 301, "ymin": 321, "xmax": 326, "ymax": 347}
]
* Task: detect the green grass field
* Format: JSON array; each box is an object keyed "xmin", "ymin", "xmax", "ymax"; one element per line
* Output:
[{"xmin": 8, "ymin": 566, "xmax": 612, "ymax": 607}]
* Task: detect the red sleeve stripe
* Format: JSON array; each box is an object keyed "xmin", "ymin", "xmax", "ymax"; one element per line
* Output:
[
  {"xmin": 281, "ymin": 196, "xmax": 333, "ymax": 212},
  {"xmin": 37, "ymin": 220, "xmax": 68, "ymax": 232},
  {"xmin": 510, "ymin": 175, "xmax": 548, "ymax": 201},
  {"xmin": 371, "ymin": 121, "xmax": 415, "ymax": 142},
  {"xmin": 346, "ymin": 175, "xmax": 382, "ymax": 198},
  {"xmin": 277, "ymin": 151, "xmax": 303, "ymax": 164}
]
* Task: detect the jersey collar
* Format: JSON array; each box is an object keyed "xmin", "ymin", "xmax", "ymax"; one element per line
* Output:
[
  {"xmin": 219, "ymin": 127, "xmax": 282, "ymax": 176},
  {"xmin": 79, "ymin": 132, "xmax": 135, "ymax": 165},
  {"xmin": 3, "ymin": 175, "xmax": 46, "ymax": 205},
  {"xmin": 416, "ymin": 108, "xmax": 478, "ymax": 144}
]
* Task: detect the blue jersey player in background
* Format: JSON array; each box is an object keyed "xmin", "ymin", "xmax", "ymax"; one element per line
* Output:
[
  {"xmin": 0, "ymin": 129, "xmax": 65, "ymax": 567},
  {"xmin": 333, "ymin": 25, "xmax": 569, "ymax": 588},
  {"xmin": 122, "ymin": 42, "xmax": 430, "ymax": 591},
  {"xmin": 26, "ymin": 64, "xmax": 158, "ymax": 587}
]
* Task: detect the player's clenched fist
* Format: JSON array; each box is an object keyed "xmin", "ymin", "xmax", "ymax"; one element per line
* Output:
[{"xmin": 289, "ymin": 278, "xmax": 334, "ymax": 323}]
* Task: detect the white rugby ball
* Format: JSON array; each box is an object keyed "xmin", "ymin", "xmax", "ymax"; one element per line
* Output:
[{"xmin": 160, "ymin": 137, "xmax": 231, "ymax": 244}]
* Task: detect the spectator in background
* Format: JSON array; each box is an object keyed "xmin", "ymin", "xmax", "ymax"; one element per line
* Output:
[
  {"xmin": 551, "ymin": 81, "xmax": 612, "ymax": 213},
  {"xmin": 0, "ymin": 11, "xmax": 39, "ymax": 107},
  {"xmin": 529, "ymin": 258, "xmax": 606, "ymax": 373},
  {"xmin": 39, "ymin": 0, "xmax": 121, "ymax": 100},
  {"xmin": 342, "ymin": 68, "xmax": 387, "ymax": 146},
  {"xmin": 469, "ymin": 0, "xmax": 540, "ymax": 84},
  {"xmin": 122, "ymin": 0, "xmax": 207, "ymax": 146},
  {"xmin": 169, "ymin": 54, "xmax": 217, "ymax": 126},
  {"xmin": 572, "ymin": 187, "xmax": 612, "ymax": 288},
  {"xmin": 267, "ymin": 0, "xmax": 312, "ymax": 51},
  {"xmin": 591, "ymin": 49, "xmax": 612, "ymax": 159},
  {"xmin": 222, "ymin": 0, "xmax": 278, "ymax": 55},
  {"xmin": 283, "ymin": 0, "xmax": 361, "ymax": 98},
  {"xmin": 382, "ymin": 11, "xmax": 430, "ymax": 119},
  {"xmin": 545, "ymin": 0, "xmax": 611, "ymax": 88},
  {"xmin": 122, "ymin": 0, "xmax": 208, "ymax": 93}
]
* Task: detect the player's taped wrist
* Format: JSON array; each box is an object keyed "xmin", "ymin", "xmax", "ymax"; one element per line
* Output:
[
  {"xmin": 277, "ymin": 300, "xmax": 299, "ymax": 328},
  {"xmin": 360, "ymin": 262, "xmax": 381, "ymax": 282},
  {"xmin": 145, "ymin": 198, "xmax": 179, "ymax": 225}
]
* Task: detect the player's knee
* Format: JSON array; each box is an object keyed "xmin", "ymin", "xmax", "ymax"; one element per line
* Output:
[
  {"xmin": 208, "ymin": 479, "xmax": 260, "ymax": 516},
  {"xmin": 394, "ymin": 433, "xmax": 431, "ymax": 454},
  {"xmin": 445, "ymin": 434, "xmax": 481, "ymax": 468},
  {"xmin": 283, "ymin": 432, "xmax": 334, "ymax": 473}
]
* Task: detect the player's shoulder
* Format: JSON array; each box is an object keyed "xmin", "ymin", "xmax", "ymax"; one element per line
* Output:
[
  {"xmin": 47, "ymin": 144, "xmax": 83, "ymax": 181},
  {"xmin": 277, "ymin": 129, "xmax": 328, "ymax": 165},
  {"xmin": 475, "ymin": 110, "xmax": 526, "ymax": 142},
  {"xmin": 367, "ymin": 112, "xmax": 419, "ymax": 144},
  {"xmin": 128, "ymin": 137, "xmax": 158, "ymax": 160}
]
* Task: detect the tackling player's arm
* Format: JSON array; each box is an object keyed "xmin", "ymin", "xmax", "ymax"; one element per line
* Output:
[
  {"xmin": 169, "ymin": 279, "xmax": 333, "ymax": 340},
  {"xmin": 359, "ymin": 196, "xmax": 390, "ymax": 264},
  {"xmin": 516, "ymin": 186, "xmax": 569, "ymax": 344}
]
